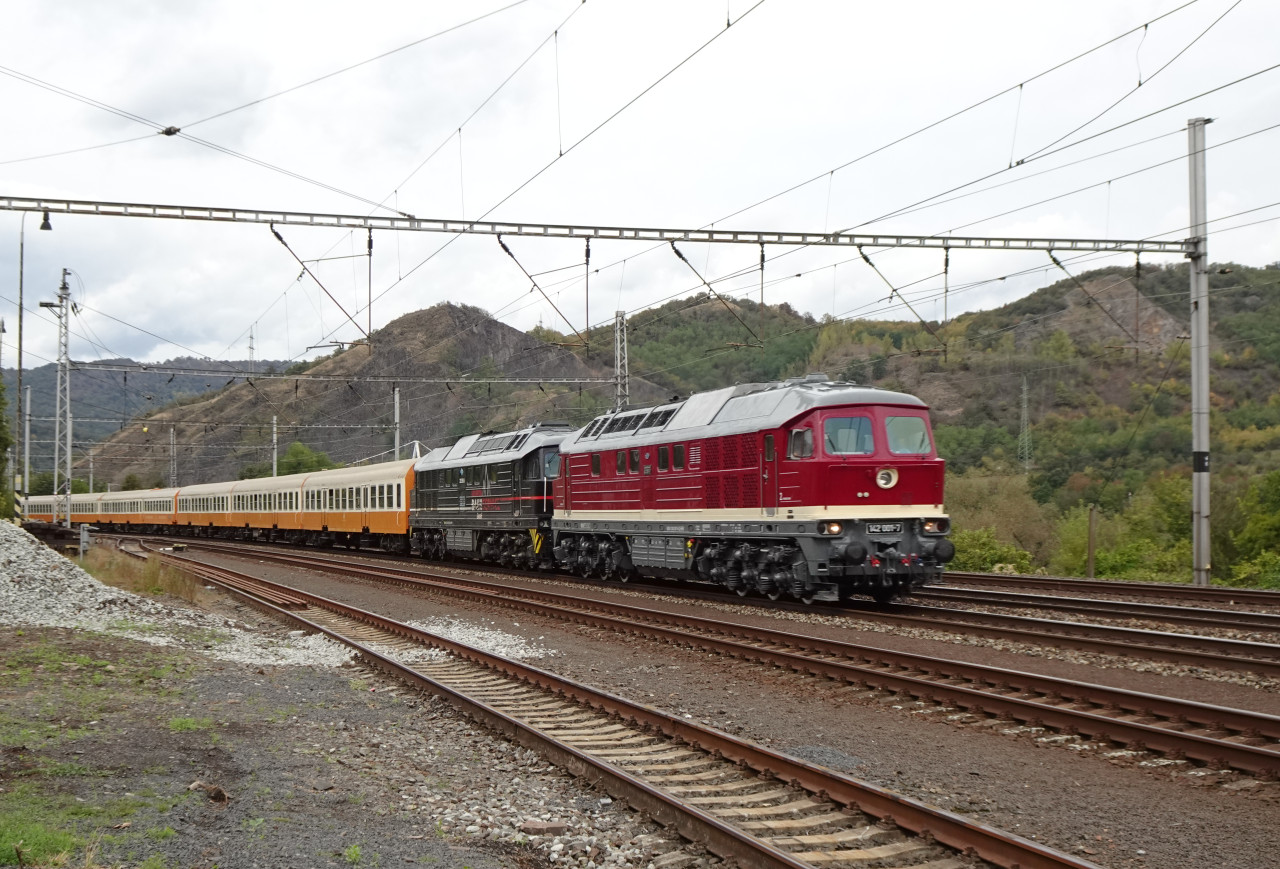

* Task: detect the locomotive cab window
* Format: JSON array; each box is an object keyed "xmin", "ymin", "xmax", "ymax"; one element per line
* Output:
[
  {"xmin": 886, "ymin": 415, "xmax": 932, "ymax": 455},
  {"xmin": 788, "ymin": 428, "xmax": 814, "ymax": 459},
  {"xmin": 824, "ymin": 417, "xmax": 874, "ymax": 455}
]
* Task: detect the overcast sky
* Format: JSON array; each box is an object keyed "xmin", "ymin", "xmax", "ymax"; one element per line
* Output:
[{"xmin": 2, "ymin": 0, "xmax": 1277, "ymax": 375}]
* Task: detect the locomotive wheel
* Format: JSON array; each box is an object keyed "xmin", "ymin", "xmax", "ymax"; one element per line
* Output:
[
  {"xmin": 735, "ymin": 585, "xmax": 750, "ymax": 597},
  {"xmin": 798, "ymin": 590, "xmax": 816, "ymax": 605},
  {"xmin": 764, "ymin": 588, "xmax": 783, "ymax": 601}
]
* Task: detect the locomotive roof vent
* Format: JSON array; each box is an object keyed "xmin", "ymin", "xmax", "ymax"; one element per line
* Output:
[{"xmin": 782, "ymin": 372, "xmax": 831, "ymax": 387}]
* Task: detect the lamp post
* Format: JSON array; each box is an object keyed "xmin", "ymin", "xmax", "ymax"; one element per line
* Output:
[{"xmin": 15, "ymin": 209, "xmax": 52, "ymax": 519}]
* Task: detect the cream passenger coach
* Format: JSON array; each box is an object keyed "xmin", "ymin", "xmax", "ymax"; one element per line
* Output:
[{"xmin": 26, "ymin": 459, "xmax": 417, "ymax": 550}]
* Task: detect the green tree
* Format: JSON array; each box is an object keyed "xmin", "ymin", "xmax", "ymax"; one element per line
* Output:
[
  {"xmin": 238, "ymin": 441, "xmax": 342, "ymax": 479},
  {"xmin": 1233, "ymin": 469, "xmax": 1280, "ymax": 561},
  {"xmin": 122, "ymin": 473, "xmax": 143, "ymax": 491},
  {"xmin": 28, "ymin": 471, "xmax": 55, "ymax": 496}
]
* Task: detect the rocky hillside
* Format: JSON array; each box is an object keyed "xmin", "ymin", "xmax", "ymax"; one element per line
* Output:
[{"xmin": 75, "ymin": 303, "xmax": 663, "ymax": 486}]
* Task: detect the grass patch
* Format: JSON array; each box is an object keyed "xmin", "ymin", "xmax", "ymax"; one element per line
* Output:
[
  {"xmin": 34, "ymin": 757, "xmax": 102, "ymax": 778},
  {"xmin": 81, "ymin": 548, "xmax": 202, "ymax": 602},
  {"xmin": 146, "ymin": 826, "xmax": 176, "ymax": 841},
  {"xmin": 167, "ymin": 717, "xmax": 214, "ymax": 733},
  {"xmin": 0, "ymin": 784, "xmax": 99, "ymax": 866}
]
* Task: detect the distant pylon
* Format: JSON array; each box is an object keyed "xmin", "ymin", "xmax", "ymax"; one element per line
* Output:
[
  {"xmin": 1018, "ymin": 375, "xmax": 1032, "ymax": 472},
  {"xmin": 614, "ymin": 311, "xmax": 629, "ymax": 411}
]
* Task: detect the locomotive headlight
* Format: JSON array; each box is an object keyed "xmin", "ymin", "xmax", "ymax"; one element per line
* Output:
[
  {"xmin": 819, "ymin": 522, "xmax": 843, "ymax": 535},
  {"xmin": 923, "ymin": 518, "xmax": 950, "ymax": 534},
  {"xmin": 875, "ymin": 468, "xmax": 898, "ymax": 489}
]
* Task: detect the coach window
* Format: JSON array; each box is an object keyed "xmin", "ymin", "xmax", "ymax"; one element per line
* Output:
[
  {"xmin": 396, "ymin": 484, "xmax": 402, "ymax": 509},
  {"xmin": 629, "ymin": 449, "xmax": 641, "ymax": 473},
  {"xmin": 788, "ymin": 428, "xmax": 814, "ymax": 459},
  {"xmin": 591, "ymin": 454, "xmax": 601, "ymax": 476},
  {"xmin": 658, "ymin": 445, "xmax": 669, "ymax": 471}
]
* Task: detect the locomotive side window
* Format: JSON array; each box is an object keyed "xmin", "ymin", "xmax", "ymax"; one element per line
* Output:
[
  {"xmin": 824, "ymin": 417, "xmax": 875, "ymax": 455},
  {"xmin": 616, "ymin": 452, "xmax": 626, "ymax": 474},
  {"xmin": 674, "ymin": 444, "xmax": 685, "ymax": 470},
  {"xmin": 592, "ymin": 454, "xmax": 601, "ymax": 476},
  {"xmin": 764, "ymin": 435, "xmax": 775, "ymax": 461},
  {"xmin": 788, "ymin": 428, "xmax": 814, "ymax": 459},
  {"xmin": 886, "ymin": 415, "xmax": 932, "ymax": 454},
  {"xmin": 629, "ymin": 449, "xmax": 641, "ymax": 473},
  {"xmin": 658, "ymin": 445, "xmax": 669, "ymax": 471}
]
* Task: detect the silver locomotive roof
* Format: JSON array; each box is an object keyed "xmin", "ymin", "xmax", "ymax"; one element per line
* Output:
[
  {"xmin": 559, "ymin": 375, "xmax": 928, "ymax": 454},
  {"xmin": 413, "ymin": 421, "xmax": 574, "ymax": 472}
]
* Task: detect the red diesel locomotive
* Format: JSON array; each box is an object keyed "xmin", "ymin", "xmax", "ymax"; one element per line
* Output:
[{"xmin": 548, "ymin": 374, "xmax": 954, "ymax": 602}]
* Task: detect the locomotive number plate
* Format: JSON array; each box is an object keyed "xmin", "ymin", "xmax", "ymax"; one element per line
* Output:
[{"xmin": 867, "ymin": 522, "xmax": 902, "ymax": 534}]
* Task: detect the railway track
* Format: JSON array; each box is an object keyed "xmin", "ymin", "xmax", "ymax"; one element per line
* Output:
[
  {"xmin": 139, "ymin": 535, "xmax": 1280, "ymax": 677},
  {"xmin": 147, "ymin": 545, "xmax": 1100, "ymax": 869},
  {"xmin": 165, "ymin": 541, "xmax": 1280, "ymax": 780},
  {"xmin": 913, "ymin": 587, "xmax": 1280, "ymax": 634},
  {"xmin": 941, "ymin": 571, "xmax": 1280, "ymax": 609}
]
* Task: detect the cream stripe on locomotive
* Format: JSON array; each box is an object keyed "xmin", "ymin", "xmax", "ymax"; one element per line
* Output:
[{"xmin": 559, "ymin": 504, "xmax": 946, "ymax": 523}]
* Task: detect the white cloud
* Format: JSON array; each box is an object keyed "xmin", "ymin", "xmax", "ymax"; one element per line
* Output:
[{"xmin": 1, "ymin": 0, "xmax": 1276, "ymax": 370}]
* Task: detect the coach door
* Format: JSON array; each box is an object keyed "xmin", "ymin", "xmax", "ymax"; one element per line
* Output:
[{"xmin": 761, "ymin": 433, "xmax": 778, "ymax": 516}]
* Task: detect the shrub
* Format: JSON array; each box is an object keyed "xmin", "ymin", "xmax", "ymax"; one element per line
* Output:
[{"xmin": 949, "ymin": 527, "xmax": 1033, "ymax": 573}]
